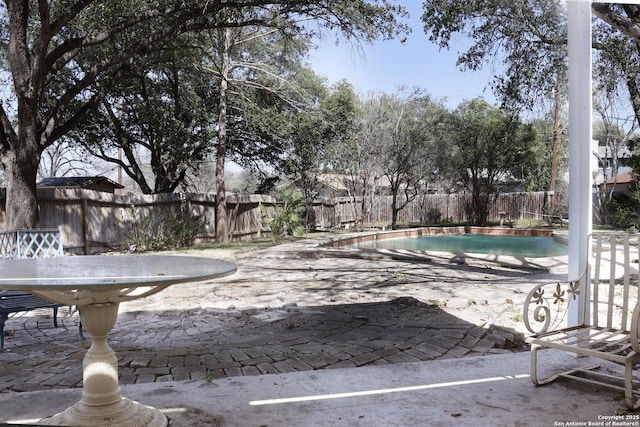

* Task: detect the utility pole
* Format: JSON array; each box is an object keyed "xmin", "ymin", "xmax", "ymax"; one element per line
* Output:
[{"xmin": 550, "ymin": 77, "xmax": 561, "ymax": 211}]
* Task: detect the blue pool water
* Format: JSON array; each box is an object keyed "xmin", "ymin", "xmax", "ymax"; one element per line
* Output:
[{"xmin": 347, "ymin": 233, "xmax": 567, "ymax": 258}]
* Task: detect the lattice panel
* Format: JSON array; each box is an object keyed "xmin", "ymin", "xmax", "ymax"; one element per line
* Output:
[
  {"xmin": 0, "ymin": 229, "xmax": 63, "ymax": 260},
  {"xmin": 0, "ymin": 232, "xmax": 17, "ymax": 260}
]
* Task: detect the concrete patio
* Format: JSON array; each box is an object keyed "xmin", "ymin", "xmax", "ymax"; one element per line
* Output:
[{"xmin": 1, "ymin": 351, "xmax": 635, "ymax": 426}]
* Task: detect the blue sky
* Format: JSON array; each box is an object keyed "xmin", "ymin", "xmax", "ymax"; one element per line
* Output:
[{"xmin": 307, "ymin": 1, "xmax": 497, "ymax": 109}]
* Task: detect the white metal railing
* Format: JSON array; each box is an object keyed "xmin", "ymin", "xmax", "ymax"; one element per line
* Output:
[{"xmin": 0, "ymin": 229, "xmax": 63, "ymax": 260}]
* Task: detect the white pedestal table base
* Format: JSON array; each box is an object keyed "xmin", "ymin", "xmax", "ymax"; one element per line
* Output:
[
  {"xmin": 41, "ymin": 397, "xmax": 167, "ymax": 427},
  {"xmin": 39, "ymin": 301, "xmax": 168, "ymax": 426}
]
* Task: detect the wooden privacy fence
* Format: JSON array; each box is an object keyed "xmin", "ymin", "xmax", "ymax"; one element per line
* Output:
[
  {"xmin": 0, "ymin": 188, "xmax": 278, "ymax": 254},
  {"xmin": 328, "ymin": 191, "xmax": 553, "ymax": 227},
  {"xmin": 0, "ymin": 189, "xmax": 551, "ymax": 253}
]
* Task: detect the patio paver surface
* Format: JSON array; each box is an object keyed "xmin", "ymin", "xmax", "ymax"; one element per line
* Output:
[{"xmin": 0, "ymin": 234, "xmax": 569, "ymax": 393}]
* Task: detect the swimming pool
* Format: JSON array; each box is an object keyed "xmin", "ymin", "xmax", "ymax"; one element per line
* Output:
[{"xmin": 344, "ymin": 233, "xmax": 568, "ymax": 258}]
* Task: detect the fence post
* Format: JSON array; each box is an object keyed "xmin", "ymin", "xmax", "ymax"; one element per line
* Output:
[{"xmin": 82, "ymin": 199, "xmax": 89, "ymax": 255}]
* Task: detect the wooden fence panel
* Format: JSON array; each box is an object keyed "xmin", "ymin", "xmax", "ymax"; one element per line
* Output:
[
  {"xmin": 0, "ymin": 189, "xmax": 278, "ymax": 253},
  {"xmin": 189, "ymin": 192, "xmax": 217, "ymax": 240},
  {"xmin": 225, "ymin": 194, "xmax": 272, "ymax": 241},
  {"xmin": 0, "ymin": 188, "xmax": 551, "ymax": 252},
  {"xmin": 315, "ymin": 192, "xmax": 551, "ymax": 229}
]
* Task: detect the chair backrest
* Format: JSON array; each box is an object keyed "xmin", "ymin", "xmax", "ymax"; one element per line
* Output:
[{"xmin": 590, "ymin": 233, "xmax": 639, "ymax": 332}]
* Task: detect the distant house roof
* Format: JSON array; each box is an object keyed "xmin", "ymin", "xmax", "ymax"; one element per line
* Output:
[
  {"xmin": 598, "ymin": 171, "xmax": 639, "ymax": 194},
  {"xmin": 37, "ymin": 176, "xmax": 124, "ymax": 193},
  {"xmin": 604, "ymin": 171, "xmax": 636, "ymax": 185},
  {"xmin": 316, "ymin": 173, "xmax": 393, "ymax": 190}
]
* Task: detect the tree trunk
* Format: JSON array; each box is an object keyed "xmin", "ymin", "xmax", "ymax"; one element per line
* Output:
[
  {"xmin": 215, "ymin": 27, "xmax": 231, "ymax": 243},
  {"xmin": 391, "ymin": 192, "xmax": 399, "ymax": 230},
  {"xmin": 2, "ymin": 146, "xmax": 39, "ymax": 230},
  {"xmin": 7, "ymin": 104, "xmax": 41, "ymax": 230},
  {"xmin": 2, "ymin": 1, "xmax": 40, "ymax": 230},
  {"xmin": 357, "ymin": 176, "xmax": 369, "ymax": 231}
]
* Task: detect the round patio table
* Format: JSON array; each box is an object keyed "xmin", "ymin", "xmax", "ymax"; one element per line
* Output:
[{"xmin": 0, "ymin": 254, "xmax": 237, "ymax": 426}]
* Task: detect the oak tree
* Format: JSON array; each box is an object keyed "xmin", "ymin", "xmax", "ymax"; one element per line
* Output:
[{"xmin": 0, "ymin": 0, "xmax": 409, "ymax": 230}]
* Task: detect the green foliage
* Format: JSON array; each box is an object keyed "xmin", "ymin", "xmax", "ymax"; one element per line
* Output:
[
  {"xmin": 420, "ymin": 1, "xmax": 640, "ymax": 130},
  {"xmin": 593, "ymin": 5, "xmax": 640, "ymax": 127},
  {"xmin": 525, "ymin": 118, "xmax": 567, "ymax": 192},
  {"xmin": 126, "ymin": 206, "xmax": 203, "ymax": 251},
  {"xmin": 266, "ymin": 189, "xmax": 307, "ymax": 238},
  {"xmin": 423, "ymin": 208, "xmax": 442, "ymax": 225},
  {"xmin": 278, "ymin": 79, "xmax": 358, "ymax": 208},
  {"xmin": 341, "ymin": 89, "xmax": 450, "ymax": 230},
  {"xmin": 76, "ymin": 38, "xmax": 217, "ymax": 194},
  {"xmin": 422, "ymin": 0, "xmax": 567, "ymax": 109},
  {"xmin": 449, "ymin": 99, "xmax": 538, "ymax": 226},
  {"xmin": 606, "ymin": 193, "xmax": 640, "ymax": 230}
]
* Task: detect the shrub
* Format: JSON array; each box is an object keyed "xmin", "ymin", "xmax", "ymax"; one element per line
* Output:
[
  {"xmin": 606, "ymin": 193, "xmax": 640, "ymax": 230},
  {"xmin": 126, "ymin": 205, "xmax": 203, "ymax": 251},
  {"xmin": 266, "ymin": 189, "xmax": 307, "ymax": 238}
]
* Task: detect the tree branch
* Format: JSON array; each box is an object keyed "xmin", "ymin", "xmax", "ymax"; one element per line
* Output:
[{"xmin": 593, "ymin": 3, "xmax": 640, "ymax": 44}]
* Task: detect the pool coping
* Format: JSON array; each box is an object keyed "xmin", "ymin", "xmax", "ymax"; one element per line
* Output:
[
  {"xmin": 309, "ymin": 227, "xmax": 568, "ymax": 274},
  {"xmin": 322, "ymin": 226, "xmax": 557, "ymax": 248}
]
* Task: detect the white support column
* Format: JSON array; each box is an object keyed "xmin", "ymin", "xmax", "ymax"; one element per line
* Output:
[{"xmin": 567, "ymin": 0, "xmax": 593, "ymax": 327}]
